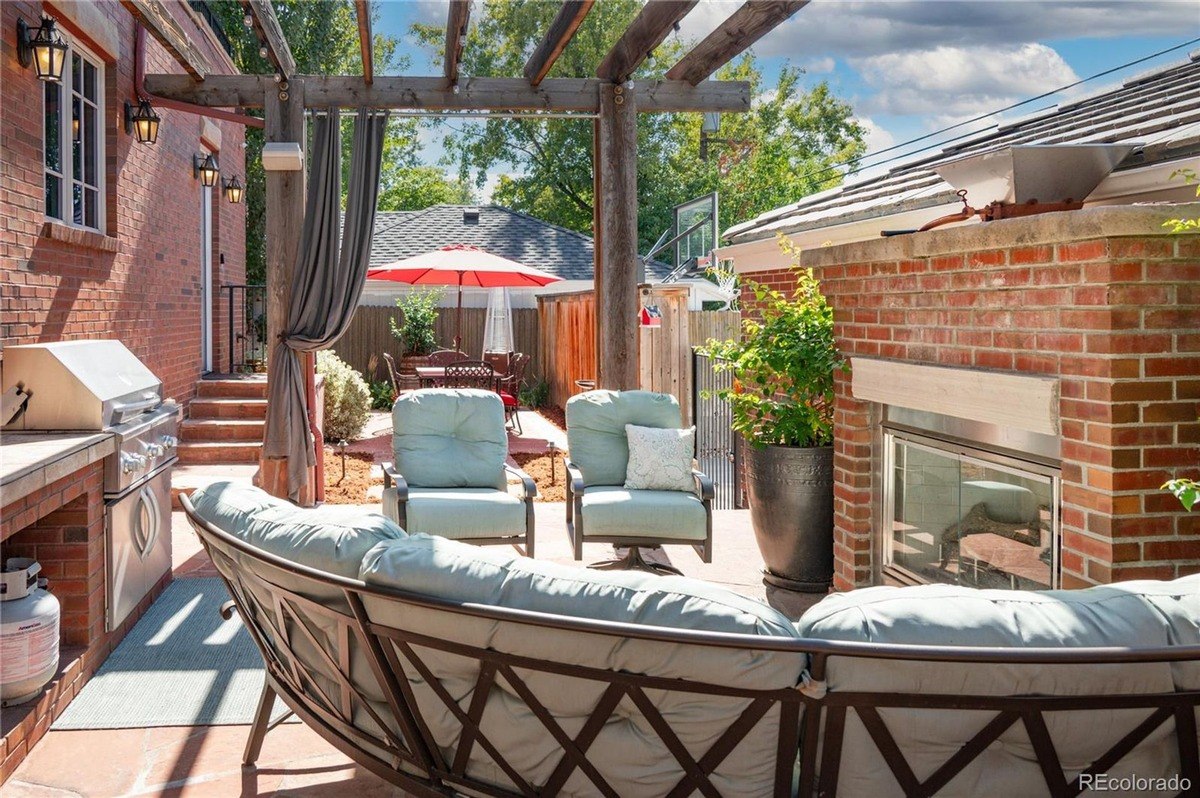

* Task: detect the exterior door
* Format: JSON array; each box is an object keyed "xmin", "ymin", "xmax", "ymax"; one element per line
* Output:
[{"xmin": 200, "ymin": 178, "xmax": 213, "ymax": 372}]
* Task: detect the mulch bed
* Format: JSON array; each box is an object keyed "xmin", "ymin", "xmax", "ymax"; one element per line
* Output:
[
  {"xmin": 510, "ymin": 451, "xmax": 567, "ymax": 503},
  {"xmin": 323, "ymin": 448, "xmax": 382, "ymax": 504},
  {"xmin": 537, "ymin": 405, "xmax": 566, "ymax": 431}
]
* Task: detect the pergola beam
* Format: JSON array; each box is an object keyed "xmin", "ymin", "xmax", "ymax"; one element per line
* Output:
[
  {"xmin": 596, "ymin": 0, "xmax": 697, "ymax": 84},
  {"xmin": 444, "ymin": 0, "xmax": 471, "ymax": 86},
  {"xmin": 142, "ymin": 74, "xmax": 752, "ymax": 113},
  {"xmin": 524, "ymin": 0, "xmax": 594, "ymax": 86},
  {"xmin": 244, "ymin": 0, "xmax": 297, "ymax": 78},
  {"xmin": 120, "ymin": 0, "xmax": 210, "ymax": 79},
  {"xmin": 666, "ymin": 0, "xmax": 809, "ymax": 85},
  {"xmin": 354, "ymin": 0, "xmax": 374, "ymax": 84}
]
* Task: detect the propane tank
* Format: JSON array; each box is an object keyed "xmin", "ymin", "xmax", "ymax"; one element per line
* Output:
[{"xmin": 1, "ymin": 558, "xmax": 61, "ymax": 706}]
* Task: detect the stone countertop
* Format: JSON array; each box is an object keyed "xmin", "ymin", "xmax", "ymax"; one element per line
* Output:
[{"xmin": 0, "ymin": 431, "xmax": 116, "ymax": 506}]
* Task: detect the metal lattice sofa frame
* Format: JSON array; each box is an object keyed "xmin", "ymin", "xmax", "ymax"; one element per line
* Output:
[{"xmin": 182, "ymin": 496, "xmax": 1200, "ymax": 797}]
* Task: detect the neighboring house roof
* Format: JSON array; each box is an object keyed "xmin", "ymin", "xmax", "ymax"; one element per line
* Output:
[
  {"xmin": 725, "ymin": 53, "xmax": 1200, "ymax": 245},
  {"xmin": 365, "ymin": 204, "xmax": 673, "ymax": 281}
]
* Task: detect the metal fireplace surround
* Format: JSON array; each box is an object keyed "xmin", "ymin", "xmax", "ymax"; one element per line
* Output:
[{"xmin": 183, "ymin": 496, "xmax": 1199, "ymax": 798}]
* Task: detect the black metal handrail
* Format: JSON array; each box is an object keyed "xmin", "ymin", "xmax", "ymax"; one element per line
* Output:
[{"xmin": 221, "ymin": 284, "xmax": 267, "ymax": 374}]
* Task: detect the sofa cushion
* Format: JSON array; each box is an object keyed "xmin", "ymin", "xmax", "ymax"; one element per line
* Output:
[
  {"xmin": 382, "ymin": 486, "xmax": 525, "ymax": 540},
  {"xmin": 580, "ymin": 486, "xmax": 706, "ymax": 540},
  {"xmin": 796, "ymin": 577, "xmax": 1200, "ymax": 796},
  {"xmin": 358, "ymin": 535, "xmax": 804, "ymax": 796},
  {"xmin": 566, "ymin": 390, "xmax": 681, "ymax": 487},
  {"xmin": 189, "ymin": 480, "xmax": 404, "ymax": 578},
  {"xmin": 392, "ymin": 388, "xmax": 507, "ymax": 490}
]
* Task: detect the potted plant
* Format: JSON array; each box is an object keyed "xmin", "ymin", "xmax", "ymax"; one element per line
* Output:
[
  {"xmin": 699, "ymin": 241, "xmax": 845, "ymax": 592},
  {"xmin": 389, "ymin": 289, "xmax": 442, "ymax": 373}
]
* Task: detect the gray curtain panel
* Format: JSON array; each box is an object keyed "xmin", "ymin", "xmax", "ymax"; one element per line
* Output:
[{"xmin": 263, "ymin": 108, "xmax": 389, "ymax": 501}]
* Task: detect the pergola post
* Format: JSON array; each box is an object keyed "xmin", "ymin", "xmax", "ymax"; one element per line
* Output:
[
  {"xmin": 595, "ymin": 83, "xmax": 639, "ymax": 390},
  {"xmin": 260, "ymin": 81, "xmax": 313, "ymax": 502}
]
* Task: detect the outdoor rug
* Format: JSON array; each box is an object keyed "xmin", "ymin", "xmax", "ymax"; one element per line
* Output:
[{"xmin": 53, "ymin": 578, "xmax": 296, "ymax": 729}]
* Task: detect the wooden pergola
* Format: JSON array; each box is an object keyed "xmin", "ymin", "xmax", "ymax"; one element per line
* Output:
[{"xmin": 130, "ymin": 0, "xmax": 805, "ymax": 497}]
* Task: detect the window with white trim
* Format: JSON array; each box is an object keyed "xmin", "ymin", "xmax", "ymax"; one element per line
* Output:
[{"xmin": 44, "ymin": 37, "xmax": 105, "ymax": 231}]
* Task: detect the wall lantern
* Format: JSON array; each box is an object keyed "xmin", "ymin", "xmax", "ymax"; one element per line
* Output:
[
  {"xmin": 223, "ymin": 176, "xmax": 244, "ymax": 204},
  {"xmin": 16, "ymin": 17, "xmax": 68, "ymax": 83},
  {"xmin": 124, "ymin": 99, "xmax": 161, "ymax": 144},
  {"xmin": 194, "ymin": 153, "xmax": 220, "ymax": 187}
]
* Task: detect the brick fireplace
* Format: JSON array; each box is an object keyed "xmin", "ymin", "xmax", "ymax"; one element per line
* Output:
[{"xmin": 744, "ymin": 205, "xmax": 1200, "ymax": 592}]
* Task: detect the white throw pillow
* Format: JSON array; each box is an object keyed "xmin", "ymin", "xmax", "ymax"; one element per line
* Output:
[{"xmin": 623, "ymin": 424, "xmax": 696, "ymax": 492}]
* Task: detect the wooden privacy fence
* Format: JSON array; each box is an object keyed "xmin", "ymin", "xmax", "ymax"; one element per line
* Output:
[
  {"xmin": 333, "ymin": 306, "xmax": 541, "ymax": 383},
  {"xmin": 539, "ymin": 288, "xmax": 739, "ymax": 421}
]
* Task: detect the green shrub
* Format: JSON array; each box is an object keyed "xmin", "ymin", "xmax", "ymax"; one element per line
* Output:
[
  {"xmin": 389, "ymin": 289, "xmax": 443, "ymax": 356},
  {"xmin": 368, "ymin": 379, "xmax": 394, "ymax": 410},
  {"xmin": 316, "ymin": 350, "xmax": 371, "ymax": 441},
  {"xmin": 518, "ymin": 378, "xmax": 550, "ymax": 409}
]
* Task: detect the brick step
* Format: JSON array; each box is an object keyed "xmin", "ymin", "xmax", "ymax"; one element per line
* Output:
[
  {"xmin": 176, "ymin": 441, "xmax": 262, "ymax": 464},
  {"xmin": 180, "ymin": 418, "xmax": 264, "ymax": 441},
  {"xmin": 195, "ymin": 378, "xmax": 268, "ymax": 399},
  {"xmin": 188, "ymin": 398, "xmax": 268, "ymax": 420}
]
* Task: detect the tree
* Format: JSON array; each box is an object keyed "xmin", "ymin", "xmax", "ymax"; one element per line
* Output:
[
  {"xmin": 416, "ymin": 0, "xmax": 865, "ymax": 252},
  {"xmin": 209, "ymin": 1, "xmax": 471, "ymax": 283}
]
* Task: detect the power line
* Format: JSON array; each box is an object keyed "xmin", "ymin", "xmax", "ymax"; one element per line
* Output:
[{"xmin": 794, "ymin": 34, "xmax": 1200, "ymax": 189}]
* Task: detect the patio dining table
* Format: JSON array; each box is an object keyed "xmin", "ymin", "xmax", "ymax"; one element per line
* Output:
[{"xmin": 415, "ymin": 366, "xmax": 502, "ymax": 390}]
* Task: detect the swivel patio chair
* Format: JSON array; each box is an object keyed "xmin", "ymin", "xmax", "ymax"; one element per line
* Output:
[
  {"xmin": 497, "ymin": 352, "xmax": 530, "ymax": 434},
  {"xmin": 565, "ymin": 389, "xmax": 713, "ymax": 575},
  {"xmin": 427, "ymin": 348, "xmax": 467, "ymax": 367},
  {"xmin": 382, "ymin": 388, "xmax": 535, "ymax": 555}
]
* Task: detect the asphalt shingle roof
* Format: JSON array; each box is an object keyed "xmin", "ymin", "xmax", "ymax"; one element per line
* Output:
[
  {"xmin": 366, "ymin": 205, "xmax": 672, "ymax": 280},
  {"xmin": 726, "ymin": 53, "xmax": 1200, "ymax": 244}
]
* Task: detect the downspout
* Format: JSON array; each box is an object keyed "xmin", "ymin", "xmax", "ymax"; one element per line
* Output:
[{"xmin": 134, "ymin": 26, "xmax": 265, "ymax": 129}]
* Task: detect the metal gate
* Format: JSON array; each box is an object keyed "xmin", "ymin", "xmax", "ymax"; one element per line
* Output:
[{"xmin": 692, "ymin": 351, "xmax": 739, "ymax": 509}]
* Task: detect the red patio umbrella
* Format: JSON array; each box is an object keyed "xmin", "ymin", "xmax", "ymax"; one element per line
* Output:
[{"xmin": 367, "ymin": 244, "xmax": 563, "ymax": 348}]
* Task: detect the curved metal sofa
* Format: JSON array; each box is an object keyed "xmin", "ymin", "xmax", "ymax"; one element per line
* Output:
[{"xmin": 181, "ymin": 495, "xmax": 1200, "ymax": 797}]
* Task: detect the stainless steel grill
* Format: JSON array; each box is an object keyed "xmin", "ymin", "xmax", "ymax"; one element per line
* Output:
[{"xmin": 2, "ymin": 340, "xmax": 178, "ymax": 630}]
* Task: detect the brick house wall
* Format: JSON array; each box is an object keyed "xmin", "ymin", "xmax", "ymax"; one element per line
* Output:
[
  {"xmin": 739, "ymin": 205, "xmax": 1200, "ymax": 591},
  {"xmin": 1, "ymin": 0, "xmax": 247, "ymax": 403}
]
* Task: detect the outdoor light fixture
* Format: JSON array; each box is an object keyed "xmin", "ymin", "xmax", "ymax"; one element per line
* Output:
[
  {"xmin": 194, "ymin": 153, "xmax": 220, "ymax": 187},
  {"xmin": 16, "ymin": 17, "xmax": 68, "ymax": 83},
  {"xmin": 124, "ymin": 99, "xmax": 161, "ymax": 144},
  {"xmin": 223, "ymin": 175, "xmax": 244, "ymax": 204}
]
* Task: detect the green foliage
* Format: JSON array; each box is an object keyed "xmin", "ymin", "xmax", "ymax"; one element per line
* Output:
[
  {"xmin": 518, "ymin": 378, "xmax": 550, "ymax": 410},
  {"xmin": 414, "ymin": 1, "xmax": 864, "ymax": 251},
  {"xmin": 697, "ymin": 238, "xmax": 845, "ymax": 448},
  {"xmin": 389, "ymin": 290, "xmax": 443, "ymax": 356},
  {"xmin": 316, "ymin": 350, "xmax": 371, "ymax": 441},
  {"xmin": 368, "ymin": 379, "xmax": 394, "ymax": 410},
  {"xmin": 208, "ymin": 1, "xmax": 470, "ymax": 283},
  {"xmin": 1163, "ymin": 478, "xmax": 1199, "ymax": 512}
]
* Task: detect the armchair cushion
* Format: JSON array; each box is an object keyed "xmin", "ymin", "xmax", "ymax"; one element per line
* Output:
[
  {"xmin": 189, "ymin": 481, "xmax": 405, "ymax": 578},
  {"xmin": 566, "ymin": 390, "xmax": 682, "ymax": 487},
  {"xmin": 382, "ymin": 486, "xmax": 526, "ymax": 540},
  {"xmin": 580, "ymin": 486, "xmax": 707, "ymax": 540},
  {"xmin": 624, "ymin": 423, "xmax": 696, "ymax": 492},
  {"xmin": 392, "ymin": 388, "xmax": 507, "ymax": 490},
  {"xmin": 796, "ymin": 577, "xmax": 1200, "ymax": 795}
]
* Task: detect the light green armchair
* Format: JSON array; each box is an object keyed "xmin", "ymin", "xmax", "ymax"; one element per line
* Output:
[
  {"xmin": 565, "ymin": 390, "xmax": 713, "ymax": 574},
  {"xmin": 382, "ymin": 388, "xmax": 536, "ymax": 555}
]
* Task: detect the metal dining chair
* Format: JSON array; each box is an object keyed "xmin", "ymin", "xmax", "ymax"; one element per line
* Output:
[
  {"xmin": 442, "ymin": 360, "xmax": 498, "ymax": 390},
  {"xmin": 497, "ymin": 352, "xmax": 530, "ymax": 434},
  {"xmin": 428, "ymin": 349, "xmax": 467, "ymax": 367},
  {"xmin": 382, "ymin": 353, "xmax": 418, "ymax": 399}
]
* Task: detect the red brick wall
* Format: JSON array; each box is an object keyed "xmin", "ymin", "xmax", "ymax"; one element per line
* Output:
[
  {"xmin": 743, "ymin": 220, "xmax": 1200, "ymax": 591},
  {"xmin": 1, "ymin": 0, "xmax": 246, "ymax": 403}
]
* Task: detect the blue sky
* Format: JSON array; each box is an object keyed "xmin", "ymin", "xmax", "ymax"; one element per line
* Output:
[{"xmin": 373, "ymin": 0, "xmax": 1200, "ymax": 189}]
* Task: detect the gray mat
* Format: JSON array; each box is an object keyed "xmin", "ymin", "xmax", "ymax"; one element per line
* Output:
[{"xmin": 54, "ymin": 578, "xmax": 294, "ymax": 729}]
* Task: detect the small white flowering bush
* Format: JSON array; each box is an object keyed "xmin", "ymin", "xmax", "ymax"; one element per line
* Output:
[{"xmin": 316, "ymin": 350, "xmax": 371, "ymax": 442}]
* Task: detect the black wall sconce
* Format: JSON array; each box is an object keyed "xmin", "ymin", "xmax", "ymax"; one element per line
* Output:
[
  {"xmin": 125, "ymin": 99, "xmax": 161, "ymax": 145},
  {"xmin": 16, "ymin": 17, "xmax": 68, "ymax": 83},
  {"xmin": 194, "ymin": 153, "xmax": 220, "ymax": 187},
  {"xmin": 224, "ymin": 175, "xmax": 244, "ymax": 204}
]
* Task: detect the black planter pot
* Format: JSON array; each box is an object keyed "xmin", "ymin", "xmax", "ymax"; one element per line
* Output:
[{"xmin": 745, "ymin": 443, "xmax": 834, "ymax": 593}]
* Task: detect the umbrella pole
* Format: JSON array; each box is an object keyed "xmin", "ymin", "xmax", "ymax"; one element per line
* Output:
[{"xmin": 455, "ymin": 275, "xmax": 464, "ymax": 350}]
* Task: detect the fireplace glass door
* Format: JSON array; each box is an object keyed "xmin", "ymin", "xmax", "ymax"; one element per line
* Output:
[{"xmin": 884, "ymin": 432, "xmax": 1060, "ymax": 589}]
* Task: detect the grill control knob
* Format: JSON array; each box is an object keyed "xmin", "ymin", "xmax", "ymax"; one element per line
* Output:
[
  {"xmin": 120, "ymin": 452, "xmax": 148, "ymax": 474},
  {"xmin": 145, "ymin": 444, "xmax": 165, "ymax": 458},
  {"xmin": 161, "ymin": 435, "xmax": 178, "ymax": 451}
]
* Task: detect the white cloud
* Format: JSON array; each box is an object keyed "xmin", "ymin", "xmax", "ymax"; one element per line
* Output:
[
  {"xmin": 802, "ymin": 56, "xmax": 836, "ymax": 74},
  {"xmin": 852, "ymin": 43, "xmax": 1079, "ymax": 118},
  {"xmin": 855, "ymin": 116, "xmax": 895, "ymax": 154}
]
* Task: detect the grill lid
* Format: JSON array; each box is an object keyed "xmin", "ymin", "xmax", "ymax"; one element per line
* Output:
[{"xmin": 2, "ymin": 341, "xmax": 162, "ymax": 430}]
